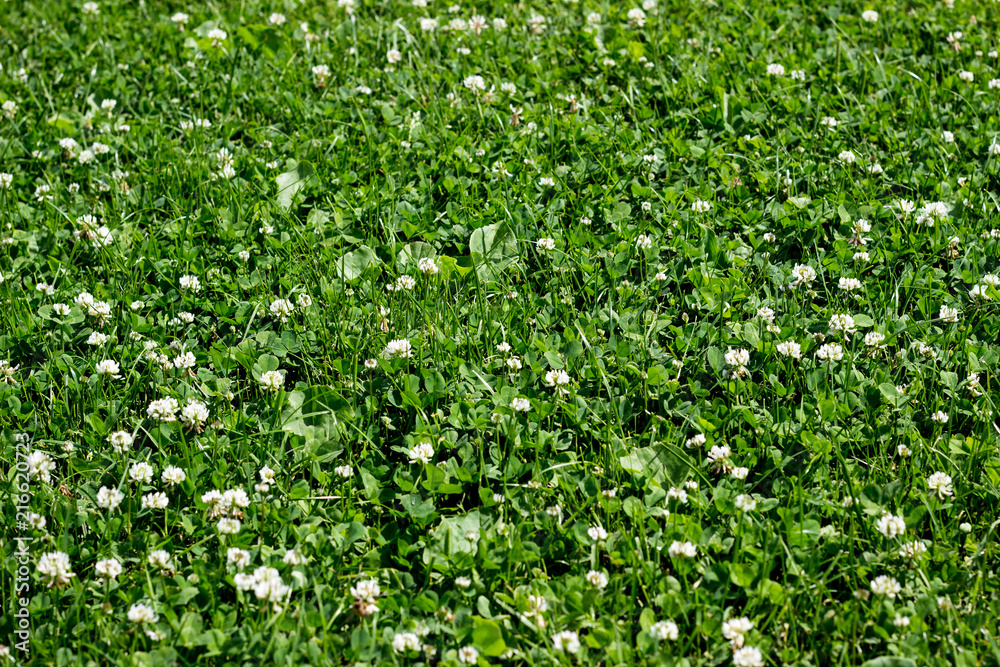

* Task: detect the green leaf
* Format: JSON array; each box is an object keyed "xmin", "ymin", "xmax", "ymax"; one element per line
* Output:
[
  {"xmin": 706, "ymin": 346, "xmax": 724, "ymax": 374},
  {"xmin": 288, "ymin": 479, "xmax": 310, "ymax": 500},
  {"xmin": 860, "ymin": 659, "xmax": 917, "ymax": 667},
  {"xmin": 730, "ymin": 562, "xmax": 757, "ymax": 588},
  {"xmin": 334, "ymin": 245, "xmax": 378, "ymax": 281},
  {"xmin": 397, "ymin": 241, "xmax": 436, "ymax": 267},
  {"xmin": 607, "ymin": 202, "xmax": 632, "ymax": 223},
  {"xmin": 257, "ymin": 354, "xmax": 279, "ymax": 373},
  {"xmin": 940, "ymin": 371, "xmax": 959, "ymax": 391},
  {"xmin": 275, "ymin": 161, "xmax": 313, "ymax": 209},
  {"xmin": 619, "ymin": 445, "xmax": 692, "ymax": 487},
  {"xmin": 878, "ymin": 383, "xmax": 906, "ymax": 408},
  {"xmin": 471, "ymin": 617, "xmax": 507, "ymax": 657}
]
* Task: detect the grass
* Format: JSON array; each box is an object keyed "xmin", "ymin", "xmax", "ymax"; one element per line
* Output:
[{"xmin": 1, "ymin": 0, "xmax": 1000, "ymax": 665}]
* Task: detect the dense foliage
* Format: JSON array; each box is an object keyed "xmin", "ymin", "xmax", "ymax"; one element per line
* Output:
[{"xmin": 1, "ymin": 0, "xmax": 1000, "ymax": 665}]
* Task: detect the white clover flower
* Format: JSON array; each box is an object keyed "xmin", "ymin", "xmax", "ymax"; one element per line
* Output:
[
  {"xmin": 958, "ymin": 70, "xmax": 974, "ymax": 82},
  {"xmin": 838, "ymin": 150, "xmax": 857, "ymax": 164},
  {"xmin": 173, "ymin": 351, "xmax": 196, "ymax": 370},
  {"xmin": 147, "ymin": 550, "xmax": 171, "ymax": 569},
  {"xmin": 723, "ymin": 617, "xmax": 753, "ymax": 644},
  {"xmin": 129, "ymin": 462, "xmax": 153, "ymax": 484},
  {"xmin": 898, "ymin": 541, "xmax": 927, "ymax": 560},
  {"xmin": 927, "ymin": 472, "xmax": 954, "ymax": 499},
  {"xmin": 627, "ymin": 7, "xmax": 646, "ymax": 27},
  {"xmin": 816, "ymin": 343, "xmax": 844, "ymax": 363},
  {"xmin": 351, "ymin": 578, "xmax": 381, "ymax": 603},
  {"xmin": 227, "ymin": 548, "xmax": 251, "ymax": 569},
  {"xmin": 820, "ymin": 116, "xmax": 838, "ymax": 128},
  {"xmin": 181, "ymin": 400, "xmax": 210, "ymax": 428},
  {"xmin": 650, "ymin": 620, "xmax": 679, "ymax": 641},
  {"xmin": 790, "ymin": 263, "xmax": 817, "ymax": 287},
  {"xmin": 635, "ymin": 234, "xmax": 653, "ymax": 250},
  {"xmin": 37, "ymin": 551, "xmax": 75, "ymax": 587},
  {"xmin": 417, "ymin": 257, "xmax": 439, "ymax": 276},
  {"xmin": 861, "ymin": 10, "xmax": 879, "ymax": 22},
  {"xmin": 260, "ymin": 370, "xmax": 285, "ymax": 392},
  {"xmin": 766, "ymin": 63, "xmax": 785, "ymax": 76},
  {"xmin": 463, "ymin": 75, "xmax": 486, "ymax": 92},
  {"xmin": 864, "ymin": 332, "xmax": 886, "ymax": 347},
  {"xmin": 73, "ymin": 292, "xmax": 94, "ymax": 308},
  {"xmin": 217, "ymin": 518, "xmax": 241, "ymax": 534},
  {"xmin": 95, "ymin": 558, "xmax": 122, "ymax": 581},
  {"xmin": 386, "ymin": 49, "xmax": 403, "ymax": 64},
  {"xmin": 127, "ymin": 603, "xmax": 159, "ymax": 624},
  {"xmin": 393, "ymin": 632, "xmax": 422, "ymax": 653},
  {"xmin": 147, "ymin": 397, "xmax": 180, "ymax": 421},
  {"xmin": 552, "ymin": 630, "xmax": 580, "ymax": 653},
  {"xmin": 59, "ymin": 137, "xmax": 80, "ymax": 157},
  {"xmin": 108, "ymin": 430, "xmax": 134, "ymax": 453},
  {"xmin": 939, "ymin": 305, "xmax": 959, "ymax": 322},
  {"xmin": 667, "ymin": 541, "xmax": 697, "ymax": 558},
  {"xmin": 839, "ymin": 277, "xmax": 862, "ymax": 291},
  {"xmin": 162, "ymin": 466, "xmax": 186, "ymax": 486},
  {"xmin": 828, "ymin": 314, "xmax": 857, "ymax": 335},
  {"xmin": 312, "ymin": 64, "xmax": 331, "ymax": 87},
  {"xmin": 408, "ymin": 442, "xmax": 434, "ymax": 464},
  {"xmin": 179, "ymin": 274, "xmax": 200, "ymax": 291},
  {"xmin": 282, "ymin": 549, "xmax": 304, "ymax": 566},
  {"xmin": 585, "ymin": 570, "xmax": 609, "ymax": 588},
  {"xmin": 142, "ymin": 492, "xmax": 169, "ymax": 510},
  {"xmin": 667, "ymin": 487, "xmax": 688, "ymax": 504},
  {"xmin": 691, "ymin": 199, "xmax": 712, "ymax": 213},
  {"xmin": 544, "ymin": 369, "xmax": 571, "ymax": 388},
  {"xmin": 685, "ymin": 433, "xmax": 706, "ymax": 448},
  {"xmin": 870, "ymin": 575, "xmax": 901, "ymax": 598},
  {"xmin": 876, "ymin": 512, "xmax": 906, "ymax": 539},
  {"xmin": 392, "ymin": 275, "xmax": 416, "ymax": 291},
  {"xmin": 724, "ymin": 348, "xmax": 750, "ymax": 377},
  {"xmin": 95, "ymin": 359, "xmax": 121, "ymax": 378},
  {"xmin": 588, "ymin": 525, "xmax": 608, "ymax": 541},
  {"xmin": 930, "ymin": 411, "xmax": 949, "ymax": 424},
  {"xmin": 96, "ymin": 486, "xmax": 125, "ymax": 511},
  {"xmin": 733, "ymin": 646, "xmax": 765, "ymax": 667},
  {"xmin": 537, "ymin": 237, "xmax": 556, "ymax": 251},
  {"xmin": 383, "ymin": 339, "xmax": 413, "ymax": 359},
  {"xmin": 776, "ymin": 341, "xmax": 802, "ymax": 359},
  {"xmin": 26, "ymin": 451, "xmax": 55, "ymax": 483},
  {"xmin": 970, "ymin": 284, "xmax": 992, "ymax": 300}
]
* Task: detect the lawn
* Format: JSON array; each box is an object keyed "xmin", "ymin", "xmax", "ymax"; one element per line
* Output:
[{"xmin": 1, "ymin": 0, "xmax": 1000, "ymax": 665}]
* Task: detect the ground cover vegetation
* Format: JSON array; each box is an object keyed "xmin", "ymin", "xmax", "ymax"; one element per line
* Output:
[{"xmin": 1, "ymin": 0, "xmax": 1000, "ymax": 665}]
